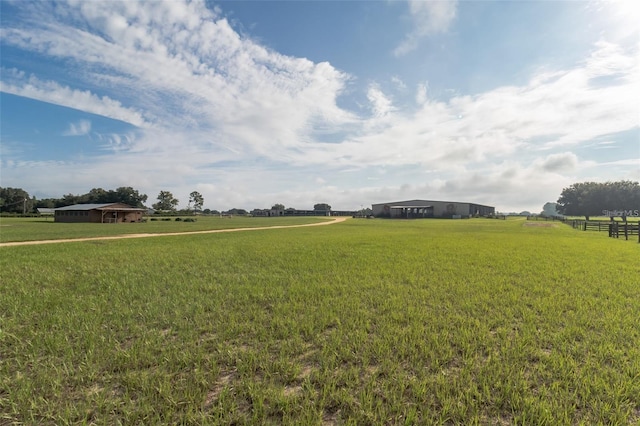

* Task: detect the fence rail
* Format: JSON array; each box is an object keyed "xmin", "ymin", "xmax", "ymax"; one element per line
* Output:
[
  {"xmin": 564, "ymin": 219, "xmax": 640, "ymax": 242},
  {"xmin": 607, "ymin": 222, "xmax": 640, "ymax": 241},
  {"xmin": 527, "ymin": 216, "xmax": 640, "ymax": 243}
]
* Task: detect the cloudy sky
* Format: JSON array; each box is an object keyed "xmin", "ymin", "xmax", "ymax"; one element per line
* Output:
[{"xmin": 1, "ymin": 0, "xmax": 638, "ymax": 212}]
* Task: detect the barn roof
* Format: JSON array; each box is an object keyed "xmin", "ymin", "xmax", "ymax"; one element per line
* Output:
[{"xmin": 373, "ymin": 199, "xmax": 494, "ymax": 208}]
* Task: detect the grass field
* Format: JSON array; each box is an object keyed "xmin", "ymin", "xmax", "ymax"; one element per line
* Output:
[
  {"xmin": 0, "ymin": 216, "xmax": 328, "ymax": 243},
  {"xmin": 1, "ymin": 218, "xmax": 639, "ymax": 424}
]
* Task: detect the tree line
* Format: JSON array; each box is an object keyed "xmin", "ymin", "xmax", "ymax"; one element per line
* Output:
[
  {"xmin": 556, "ymin": 180, "xmax": 640, "ymax": 219},
  {"xmin": 0, "ymin": 187, "xmax": 205, "ymax": 214},
  {"xmin": 5, "ymin": 181, "xmax": 637, "ymax": 218},
  {"xmin": 0, "ymin": 186, "xmax": 335, "ymax": 216}
]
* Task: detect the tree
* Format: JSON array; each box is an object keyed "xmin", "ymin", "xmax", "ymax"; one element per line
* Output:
[
  {"xmin": 153, "ymin": 190, "xmax": 179, "ymax": 211},
  {"xmin": 189, "ymin": 191, "xmax": 204, "ymax": 213},
  {"xmin": 271, "ymin": 203, "xmax": 285, "ymax": 210},
  {"xmin": 35, "ymin": 198, "xmax": 57, "ymax": 209},
  {"xmin": 0, "ymin": 187, "xmax": 34, "ymax": 213},
  {"xmin": 61, "ymin": 192, "xmax": 88, "ymax": 206},
  {"xmin": 114, "ymin": 187, "xmax": 148, "ymax": 207},
  {"xmin": 557, "ymin": 181, "xmax": 640, "ymax": 219},
  {"xmin": 11, "ymin": 186, "xmax": 149, "ymax": 211},
  {"xmin": 226, "ymin": 208, "xmax": 247, "ymax": 215},
  {"xmin": 84, "ymin": 188, "xmax": 111, "ymax": 204},
  {"xmin": 541, "ymin": 202, "xmax": 561, "ymax": 217},
  {"xmin": 313, "ymin": 203, "xmax": 331, "ymax": 211}
]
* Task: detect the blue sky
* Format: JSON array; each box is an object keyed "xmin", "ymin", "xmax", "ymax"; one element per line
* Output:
[{"xmin": 1, "ymin": 0, "xmax": 638, "ymax": 212}]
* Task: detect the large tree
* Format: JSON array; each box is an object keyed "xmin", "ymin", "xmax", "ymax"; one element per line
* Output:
[
  {"xmin": 189, "ymin": 191, "xmax": 204, "ymax": 213},
  {"xmin": 114, "ymin": 187, "xmax": 148, "ymax": 207},
  {"xmin": 0, "ymin": 187, "xmax": 34, "ymax": 213},
  {"xmin": 153, "ymin": 190, "xmax": 179, "ymax": 211},
  {"xmin": 61, "ymin": 192, "xmax": 88, "ymax": 206},
  {"xmin": 226, "ymin": 208, "xmax": 247, "ymax": 215},
  {"xmin": 86, "ymin": 188, "xmax": 111, "ymax": 204},
  {"xmin": 556, "ymin": 181, "xmax": 640, "ymax": 219},
  {"xmin": 541, "ymin": 202, "xmax": 561, "ymax": 217},
  {"xmin": 313, "ymin": 203, "xmax": 331, "ymax": 211},
  {"xmin": 271, "ymin": 203, "xmax": 285, "ymax": 210}
]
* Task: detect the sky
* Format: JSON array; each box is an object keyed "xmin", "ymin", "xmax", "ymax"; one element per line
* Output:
[{"xmin": 1, "ymin": 0, "xmax": 639, "ymax": 213}]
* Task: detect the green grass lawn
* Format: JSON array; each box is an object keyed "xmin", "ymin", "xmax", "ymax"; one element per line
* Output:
[
  {"xmin": 1, "ymin": 218, "xmax": 639, "ymax": 424},
  {"xmin": 0, "ymin": 216, "xmax": 328, "ymax": 243}
]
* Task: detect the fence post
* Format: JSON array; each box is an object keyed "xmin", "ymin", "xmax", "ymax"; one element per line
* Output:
[
  {"xmin": 624, "ymin": 223, "xmax": 628, "ymax": 240},
  {"xmin": 583, "ymin": 221, "xmax": 587, "ymax": 231}
]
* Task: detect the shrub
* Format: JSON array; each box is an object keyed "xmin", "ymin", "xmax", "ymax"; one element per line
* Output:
[{"xmin": 175, "ymin": 217, "xmax": 182, "ymax": 221}]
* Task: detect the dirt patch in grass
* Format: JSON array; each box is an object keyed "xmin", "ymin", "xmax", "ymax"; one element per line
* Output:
[
  {"xmin": 283, "ymin": 384, "xmax": 303, "ymax": 397},
  {"xmin": 204, "ymin": 370, "xmax": 236, "ymax": 408},
  {"xmin": 298, "ymin": 365, "xmax": 314, "ymax": 380},
  {"xmin": 322, "ymin": 409, "xmax": 340, "ymax": 426},
  {"xmin": 523, "ymin": 222, "xmax": 557, "ymax": 228},
  {"xmin": 297, "ymin": 344, "xmax": 317, "ymax": 361}
]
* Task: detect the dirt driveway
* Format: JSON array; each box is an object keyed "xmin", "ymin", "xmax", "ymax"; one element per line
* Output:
[{"xmin": 0, "ymin": 217, "xmax": 349, "ymax": 248}]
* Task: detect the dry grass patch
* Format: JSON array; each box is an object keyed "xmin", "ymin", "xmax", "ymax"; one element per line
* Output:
[
  {"xmin": 283, "ymin": 384, "xmax": 303, "ymax": 397},
  {"xmin": 203, "ymin": 370, "xmax": 236, "ymax": 409}
]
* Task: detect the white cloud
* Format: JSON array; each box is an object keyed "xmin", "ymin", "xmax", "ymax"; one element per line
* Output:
[
  {"xmin": 0, "ymin": 1, "xmax": 355, "ymax": 149},
  {"xmin": 0, "ymin": 1, "xmax": 638, "ymax": 213},
  {"xmin": 1, "ymin": 69, "xmax": 149, "ymax": 128},
  {"xmin": 535, "ymin": 152, "xmax": 579, "ymax": 173},
  {"xmin": 63, "ymin": 120, "xmax": 92, "ymax": 136},
  {"xmin": 598, "ymin": 158, "xmax": 640, "ymax": 167},
  {"xmin": 391, "ymin": 76, "xmax": 407, "ymax": 91},
  {"xmin": 394, "ymin": 0, "xmax": 458, "ymax": 56},
  {"xmin": 366, "ymin": 83, "xmax": 394, "ymax": 118},
  {"xmin": 415, "ymin": 82, "xmax": 428, "ymax": 105}
]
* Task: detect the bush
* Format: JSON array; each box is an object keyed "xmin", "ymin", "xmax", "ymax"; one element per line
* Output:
[
  {"xmin": 175, "ymin": 217, "xmax": 182, "ymax": 221},
  {"xmin": 184, "ymin": 218, "xmax": 197, "ymax": 222},
  {"xmin": 161, "ymin": 218, "xmax": 171, "ymax": 221},
  {"xmin": 150, "ymin": 218, "xmax": 158, "ymax": 221}
]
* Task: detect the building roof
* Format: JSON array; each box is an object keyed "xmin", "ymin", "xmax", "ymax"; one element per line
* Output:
[
  {"xmin": 373, "ymin": 199, "xmax": 494, "ymax": 208},
  {"xmin": 55, "ymin": 203, "xmax": 146, "ymax": 211},
  {"xmin": 37, "ymin": 208, "xmax": 55, "ymax": 214}
]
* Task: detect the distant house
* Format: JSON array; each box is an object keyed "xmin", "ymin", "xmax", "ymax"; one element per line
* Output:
[
  {"xmin": 372, "ymin": 199, "xmax": 495, "ymax": 218},
  {"xmin": 54, "ymin": 203, "xmax": 146, "ymax": 223},
  {"xmin": 251, "ymin": 208, "xmax": 285, "ymax": 217},
  {"xmin": 250, "ymin": 208, "xmax": 356, "ymax": 217}
]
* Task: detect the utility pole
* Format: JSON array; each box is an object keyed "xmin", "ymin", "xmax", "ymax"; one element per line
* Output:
[{"xmin": 23, "ymin": 198, "xmax": 27, "ymax": 215}]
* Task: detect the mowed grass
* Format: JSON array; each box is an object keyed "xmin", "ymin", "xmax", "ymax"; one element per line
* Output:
[
  {"xmin": 1, "ymin": 218, "xmax": 639, "ymax": 424},
  {"xmin": 0, "ymin": 216, "xmax": 328, "ymax": 243}
]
